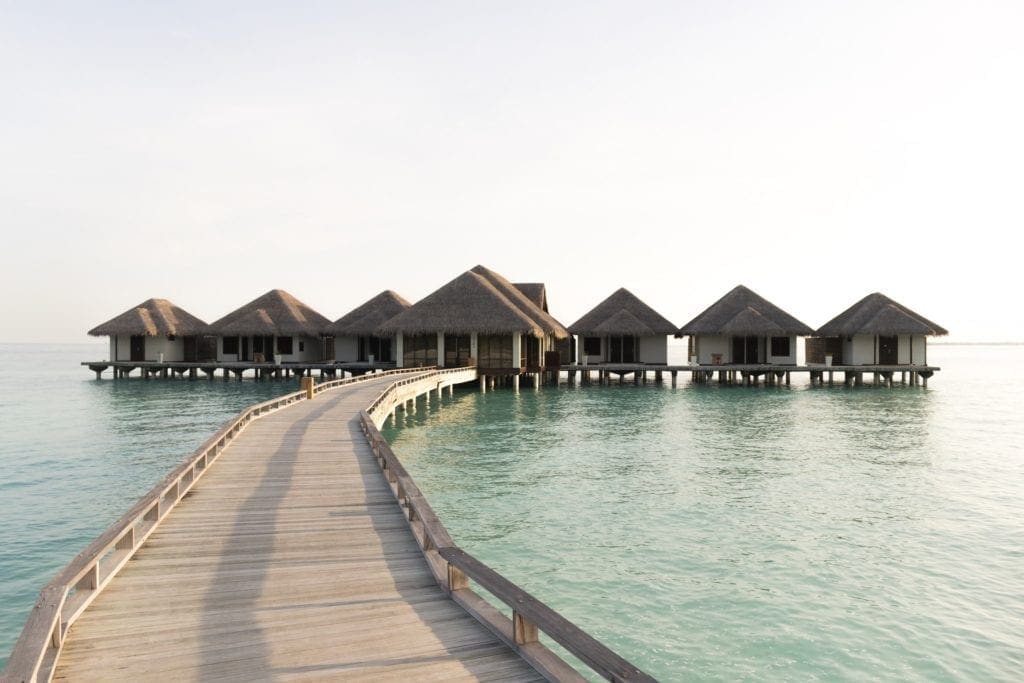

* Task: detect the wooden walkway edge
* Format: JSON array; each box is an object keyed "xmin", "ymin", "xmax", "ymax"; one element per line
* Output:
[{"xmin": 4, "ymin": 368, "xmax": 655, "ymax": 683}]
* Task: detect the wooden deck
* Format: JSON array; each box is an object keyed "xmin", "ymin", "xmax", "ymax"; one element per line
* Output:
[{"xmin": 50, "ymin": 376, "xmax": 543, "ymax": 682}]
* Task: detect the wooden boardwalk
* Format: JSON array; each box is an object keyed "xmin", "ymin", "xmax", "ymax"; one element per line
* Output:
[{"xmin": 51, "ymin": 376, "xmax": 543, "ymax": 681}]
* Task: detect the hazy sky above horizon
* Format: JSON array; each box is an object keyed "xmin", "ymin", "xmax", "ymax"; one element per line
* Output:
[{"xmin": 2, "ymin": 1, "xmax": 1022, "ymax": 343}]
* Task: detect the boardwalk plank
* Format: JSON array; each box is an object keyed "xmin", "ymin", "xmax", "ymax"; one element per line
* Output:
[{"xmin": 53, "ymin": 376, "xmax": 541, "ymax": 682}]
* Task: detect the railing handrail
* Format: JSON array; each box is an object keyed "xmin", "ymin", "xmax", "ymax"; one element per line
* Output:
[
  {"xmin": 5, "ymin": 365, "xmax": 654, "ymax": 683},
  {"xmin": 361, "ymin": 370, "xmax": 655, "ymax": 682},
  {"xmin": 2, "ymin": 366, "xmax": 427, "ymax": 683}
]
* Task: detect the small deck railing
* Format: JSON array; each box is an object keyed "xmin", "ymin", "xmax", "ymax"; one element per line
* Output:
[
  {"xmin": 2, "ymin": 367, "xmax": 428, "ymax": 683},
  {"xmin": 361, "ymin": 370, "xmax": 655, "ymax": 682}
]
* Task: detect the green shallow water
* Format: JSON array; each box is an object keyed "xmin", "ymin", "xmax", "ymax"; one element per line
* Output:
[
  {"xmin": 1, "ymin": 344, "xmax": 1021, "ymax": 680},
  {"xmin": 385, "ymin": 346, "xmax": 1024, "ymax": 681},
  {"xmin": 0, "ymin": 343, "xmax": 299, "ymax": 668}
]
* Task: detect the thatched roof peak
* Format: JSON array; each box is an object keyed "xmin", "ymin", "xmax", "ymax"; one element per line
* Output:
[
  {"xmin": 470, "ymin": 265, "xmax": 568, "ymax": 338},
  {"xmin": 678, "ymin": 285, "xmax": 814, "ymax": 336},
  {"xmin": 209, "ymin": 289, "xmax": 331, "ymax": 337},
  {"xmin": 513, "ymin": 283, "xmax": 548, "ymax": 312},
  {"xmin": 378, "ymin": 266, "xmax": 568, "ymax": 338},
  {"xmin": 330, "ymin": 290, "xmax": 411, "ymax": 336},
  {"xmin": 569, "ymin": 288, "xmax": 677, "ymax": 336},
  {"xmin": 816, "ymin": 292, "xmax": 948, "ymax": 337},
  {"xmin": 88, "ymin": 298, "xmax": 210, "ymax": 337}
]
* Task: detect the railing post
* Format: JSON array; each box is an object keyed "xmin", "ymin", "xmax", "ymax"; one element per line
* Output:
[
  {"xmin": 513, "ymin": 610, "xmax": 539, "ymax": 645},
  {"xmin": 76, "ymin": 564, "xmax": 99, "ymax": 591},
  {"xmin": 448, "ymin": 563, "xmax": 468, "ymax": 592}
]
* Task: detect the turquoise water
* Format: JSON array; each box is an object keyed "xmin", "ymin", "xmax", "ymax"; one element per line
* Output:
[
  {"xmin": 1, "ymin": 344, "xmax": 1021, "ymax": 680},
  {"xmin": 384, "ymin": 345, "xmax": 1024, "ymax": 681},
  {"xmin": 0, "ymin": 343, "xmax": 299, "ymax": 668}
]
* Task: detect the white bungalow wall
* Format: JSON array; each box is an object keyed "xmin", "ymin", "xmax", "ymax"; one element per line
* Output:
[
  {"xmin": 276, "ymin": 335, "xmax": 322, "ymax": 363},
  {"xmin": 512, "ymin": 333, "xmax": 522, "ymax": 368},
  {"xmin": 110, "ymin": 335, "xmax": 185, "ymax": 362},
  {"xmin": 148, "ymin": 336, "xmax": 185, "ymax": 362},
  {"xmin": 638, "ymin": 336, "xmax": 668, "ymax": 364},
  {"xmin": 890, "ymin": 335, "xmax": 928, "ymax": 365},
  {"xmin": 846, "ymin": 335, "xmax": 877, "ymax": 365},
  {"xmin": 844, "ymin": 334, "xmax": 926, "ymax": 365},
  {"xmin": 334, "ymin": 335, "xmax": 359, "ymax": 362},
  {"xmin": 911, "ymin": 335, "xmax": 927, "ymax": 364},
  {"xmin": 766, "ymin": 335, "xmax": 797, "ymax": 365},
  {"xmin": 217, "ymin": 337, "xmax": 238, "ymax": 362},
  {"xmin": 694, "ymin": 335, "xmax": 730, "ymax": 365}
]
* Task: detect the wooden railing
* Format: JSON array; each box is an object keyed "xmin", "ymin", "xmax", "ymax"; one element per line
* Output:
[
  {"xmin": 360, "ymin": 371, "xmax": 656, "ymax": 682},
  {"xmin": 1, "ymin": 366, "xmax": 429, "ymax": 683}
]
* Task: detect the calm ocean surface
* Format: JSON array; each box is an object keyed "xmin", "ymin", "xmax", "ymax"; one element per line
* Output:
[{"xmin": 1, "ymin": 343, "xmax": 1022, "ymax": 680}]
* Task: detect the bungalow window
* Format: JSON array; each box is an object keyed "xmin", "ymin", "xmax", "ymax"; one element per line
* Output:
[
  {"xmin": 477, "ymin": 334, "xmax": 513, "ymax": 368},
  {"xmin": 770, "ymin": 336, "xmax": 791, "ymax": 357},
  {"xmin": 403, "ymin": 334, "xmax": 438, "ymax": 367},
  {"xmin": 444, "ymin": 334, "xmax": 472, "ymax": 367},
  {"xmin": 223, "ymin": 337, "xmax": 239, "ymax": 355},
  {"xmin": 583, "ymin": 336, "xmax": 601, "ymax": 356},
  {"xmin": 277, "ymin": 336, "xmax": 294, "ymax": 355},
  {"xmin": 360, "ymin": 336, "xmax": 393, "ymax": 362},
  {"xmin": 608, "ymin": 335, "xmax": 636, "ymax": 363}
]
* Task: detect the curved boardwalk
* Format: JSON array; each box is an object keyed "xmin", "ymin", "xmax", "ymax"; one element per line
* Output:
[{"xmin": 52, "ymin": 376, "xmax": 542, "ymax": 682}]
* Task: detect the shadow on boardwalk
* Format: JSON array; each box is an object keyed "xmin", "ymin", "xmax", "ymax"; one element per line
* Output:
[
  {"xmin": 197, "ymin": 398, "xmax": 336, "ymax": 679},
  {"xmin": 195, "ymin": 382, "xmax": 540, "ymax": 681}
]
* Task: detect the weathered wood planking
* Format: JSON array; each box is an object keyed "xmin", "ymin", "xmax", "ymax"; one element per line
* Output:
[{"xmin": 50, "ymin": 376, "xmax": 544, "ymax": 682}]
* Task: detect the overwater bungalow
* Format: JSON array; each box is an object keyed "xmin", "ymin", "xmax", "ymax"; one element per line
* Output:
[
  {"xmin": 329, "ymin": 290, "xmax": 411, "ymax": 363},
  {"xmin": 569, "ymin": 288, "xmax": 677, "ymax": 364},
  {"xmin": 378, "ymin": 265, "xmax": 569, "ymax": 372},
  {"xmin": 209, "ymin": 289, "xmax": 331, "ymax": 363},
  {"xmin": 88, "ymin": 298, "xmax": 213, "ymax": 362},
  {"xmin": 809, "ymin": 292, "xmax": 948, "ymax": 365},
  {"xmin": 678, "ymin": 285, "xmax": 813, "ymax": 365}
]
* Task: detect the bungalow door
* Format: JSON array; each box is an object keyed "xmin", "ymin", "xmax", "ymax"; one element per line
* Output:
[
  {"xmin": 878, "ymin": 336, "xmax": 898, "ymax": 365},
  {"xmin": 241, "ymin": 337, "xmax": 250, "ymax": 361},
  {"xmin": 622, "ymin": 336, "xmax": 636, "ymax": 363},
  {"xmin": 378, "ymin": 337, "xmax": 392, "ymax": 363},
  {"xmin": 130, "ymin": 335, "xmax": 146, "ymax": 362},
  {"xmin": 731, "ymin": 336, "xmax": 758, "ymax": 363},
  {"xmin": 184, "ymin": 336, "xmax": 198, "ymax": 362}
]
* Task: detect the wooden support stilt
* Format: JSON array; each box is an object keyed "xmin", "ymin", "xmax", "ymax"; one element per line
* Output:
[{"xmin": 512, "ymin": 375, "xmax": 520, "ymax": 392}]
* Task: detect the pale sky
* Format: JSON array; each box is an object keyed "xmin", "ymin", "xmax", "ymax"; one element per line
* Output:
[{"xmin": 2, "ymin": 1, "xmax": 1022, "ymax": 343}]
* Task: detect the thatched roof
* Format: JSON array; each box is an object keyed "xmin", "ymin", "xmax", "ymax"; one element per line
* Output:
[
  {"xmin": 88, "ymin": 298, "xmax": 209, "ymax": 337},
  {"xmin": 378, "ymin": 266, "xmax": 568, "ymax": 338},
  {"xmin": 569, "ymin": 288, "xmax": 677, "ymax": 336},
  {"xmin": 330, "ymin": 290, "xmax": 411, "ymax": 336},
  {"xmin": 816, "ymin": 293, "xmax": 948, "ymax": 337},
  {"xmin": 471, "ymin": 266, "xmax": 568, "ymax": 338},
  {"xmin": 678, "ymin": 285, "xmax": 814, "ymax": 336},
  {"xmin": 218, "ymin": 309, "xmax": 277, "ymax": 336},
  {"xmin": 718, "ymin": 307, "xmax": 786, "ymax": 335},
  {"xmin": 514, "ymin": 283, "xmax": 548, "ymax": 312},
  {"xmin": 209, "ymin": 289, "xmax": 331, "ymax": 337}
]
